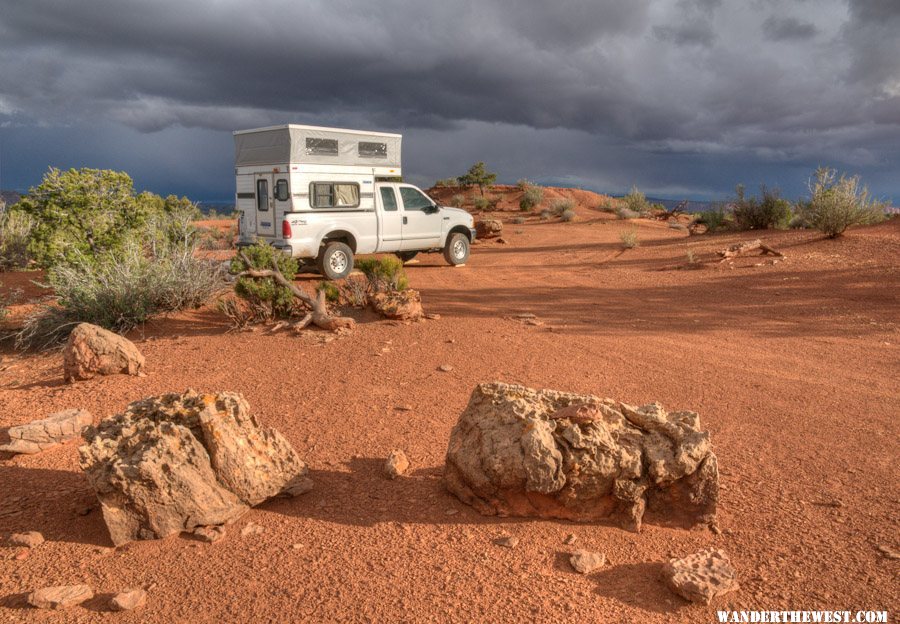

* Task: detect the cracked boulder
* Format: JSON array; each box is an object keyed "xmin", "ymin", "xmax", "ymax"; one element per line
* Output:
[
  {"xmin": 661, "ymin": 549, "xmax": 739, "ymax": 604},
  {"xmin": 369, "ymin": 289, "xmax": 424, "ymax": 321},
  {"xmin": 444, "ymin": 382, "xmax": 718, "ymax": 532},
  {"xmin": 79, "ymin": 390, "xmax": 312, "ymax": 546}
]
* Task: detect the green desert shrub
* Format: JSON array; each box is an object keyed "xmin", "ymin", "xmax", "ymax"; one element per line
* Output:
[
  {"xmin": 355, "ymin": 256, "xmax": 408, "ymax": 292},
  {"xmin": 560, "ymin": 208, "xmax": 576, "ymax": 222},
  {"xmin": 450, "ymin": 194, "xmax": 466, "ymax": 208},
  {"xmin": 456, "ymin": 162, "xmax": 497, "ymax": 197},
  {"xmin": 473, "ymin": 196, "xmax": 491, "ymax": 211},
  {"xmin": 616, "ymin": 207, "xmax": 641, "ymax": 220},
  {"xmin": 620, "ymin": 227, "xmax": 639, "ymax": 249},
  {"xmin": 550, "ymin": 198, "xmax": 575, "ymax": 217},
  {"xmin": 799, "ymin": 167, "xmax": 886, "ymax": 238},
  {"xmin": 229, "ymin": 243, "xmax": 299, "ymax": 318},
  {"xmin": 696, "ymin": 206, "xmax": 729, "ymax": 232},
  {"xmin": 14, "ymin": 167, "xmax": 200, "ymax": 269},
  {"xmin": 731, "ymin": 184, "xmax": 793, "ymax": 231},
  {"xmin": 512, "ymin": 216, "xmax": 526, "ymax": 225},
  {"xmin": 316, "ymin": 281, "xmax": 341, "ymax": 303},
  {"xmin": 433, "ymin": 178, "xmax": 459, "ymax": 188},
  {"xmin": 519, "ymin": 184, "xmax": 544, "ymax": 212},
  {"xmin": 0, "ymin": 210, "xmax": 35, "ymax": 269},
  {"xmin": 539, "ymin": 209, "xmax": 552, "ymax": 220},
  {"xmin": 18, "ymin": 237, "xmax": 225, "ymax": 350},
  {"xmin": 623, "ymin": 185, "xmax": 651, "ymax": 216}
]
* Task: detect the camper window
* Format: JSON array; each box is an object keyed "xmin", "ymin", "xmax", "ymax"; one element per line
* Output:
[
  {"xmin": 310, "ymin": 182, "xmax": 360, "ymax": 209},
  {"xmin": 256, "ymin": 179, "xmax": 269, "ymax": 211},
  {"xmin": 358, "ymin": 141, "xmax": 387, "ymax": 158},
  {"xmin": 274, "ymin": 179, "xmax": 289, "ymax": 201},
  {"xmin": 306, "ymin": 138, "xmax": 339, "ymax": 155}
]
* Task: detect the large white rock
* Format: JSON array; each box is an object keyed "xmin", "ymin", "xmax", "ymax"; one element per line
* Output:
[
  {"xmin": 444, "ymin": 382, "xmax": 719, "ymax": 532},
  {"xmin": 79, "ymin": 390, "xmax": 312, "ymax": 546}
]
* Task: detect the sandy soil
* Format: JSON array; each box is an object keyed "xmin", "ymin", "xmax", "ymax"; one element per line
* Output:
[{"xmin": 1, "ymin": 193, "xmax": 898, "ymax": 622}]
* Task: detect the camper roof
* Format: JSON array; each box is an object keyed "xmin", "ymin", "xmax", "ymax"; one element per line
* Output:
[{"xmin": 233, "ymin": 124, "xmax": 402, "ymax": 168}]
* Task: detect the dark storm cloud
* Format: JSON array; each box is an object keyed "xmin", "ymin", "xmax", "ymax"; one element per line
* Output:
[
  {"xmin": 0, "ymin": 0, "xmax": 898, "ymax": 202},
  {"xmin": 762, "ymin": 15, "xmax": 818, "ymax": 41}
]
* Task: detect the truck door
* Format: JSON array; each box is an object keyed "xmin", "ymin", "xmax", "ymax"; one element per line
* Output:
[
  {"xmin": 376, "ymin": 185, "xmax": 403, "ymax": 253},
  {"xmin": 398, "ymin": 186, "xmax": 443, "ymax": 251},
  {"xmin": 254, "ymin": 173, "xmax": 275, "ymax": 238}
]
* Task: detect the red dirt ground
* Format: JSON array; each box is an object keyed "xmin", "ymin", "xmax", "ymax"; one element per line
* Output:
[{"xmin": 1, "ymin": 192, "xmax": 898, "ymax": 622}]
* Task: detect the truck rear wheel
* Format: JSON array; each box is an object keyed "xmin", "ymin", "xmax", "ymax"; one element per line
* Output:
[
  {"xmin": 396, "ymin": 251, "xmax": 418, "ymax": 263},
  {"xmin": 318, "ymin": 241, "xmax": 354, "ymax": 280},
  {"xmin": 443, "ymin": 233, "xmax": 470, "ymax": 265}
]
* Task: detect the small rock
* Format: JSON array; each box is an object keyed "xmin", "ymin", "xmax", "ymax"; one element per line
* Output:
[
  {"xmin": 710, "ymin": 524, "xmax": 722, "ymax": 535},
  {"xmin": 438, "ymin": 364, "xmax": 454, "ymax": 372},
  {"xmin": 110, "ymin": 589, "xmax": 147, "ymax": 611},
  {"xmin": 425, "ymin": 313, "xmax": 441, "ymax": 320},
  {"xmin": 512, "ymin": 313, "xmax": 536, "ymax": 319},
  {"xmin": 395, "ymin": 405, "xmax": 413, "ymax": 412},
  {"xmin": 524, "ymin": 319, "xmax": 544, "ymax": 326},
  {"xmin": 193, "ymin": 525, "xmax": 226, "ymax": 543},
  {"xmin": 661, "ymin": 549, "xmax": 739, "ymax": 604},
  {"xmin": 240, "ymin": 522, "xmax": 265, "ymax": 537},
  {"xmin": 563, "ymin": 533, "xmax": 577, "ymax": 545},
  {"xmin": 496, "ymin": 237, "xmax": 508, "ymax": 244},
  {"xmin": 384, "ymin": 449, "xmax": 410, "ymax": 479},
  {"xmin": 63, "ymin": 323, "xmax": 145, "ymax": 383},
  {"xmin": 445, "ymin": 509, "xmax": 459, "ymax": 516},
  {"xmin": 876, "ymin": 545, "xmax": 899, "ymax": 560},
  {"xmin": 28, "ymin": 584, "xmax": 94, "ymax": 610},
  {"xmin": 494, "ymin": 535, "xmax": 519, "ymax": 548},
  {"xmin": 14, "ymin": 549, "xmax": 29, "ymax": 561},
  {"xmin": 292, "ymin": 543, "xmax": 304, "ymax": 550},
  {"xmin": 569, "ymin": 550, "xmax": 606, "ymax": 574},
  {"xmin": 9, "ymin": 531, "xmax": 44, "ymax": 548}
]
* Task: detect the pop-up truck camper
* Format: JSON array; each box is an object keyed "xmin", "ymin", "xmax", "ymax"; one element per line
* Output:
[{"xmin": 234, "ymin": 125, "xmax": 476, "ymax": 279}]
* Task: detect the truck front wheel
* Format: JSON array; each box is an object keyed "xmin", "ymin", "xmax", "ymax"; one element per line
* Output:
[
  {"xmin": 443, "ymin": 233, "xmax": 470, "ymax": 266},
  {"xmin": 318, "ymin": 241, "xmax": 354, "ymax": 280}
]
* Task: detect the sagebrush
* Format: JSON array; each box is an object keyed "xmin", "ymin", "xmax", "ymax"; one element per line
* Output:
[
  {"xmin": 731, "ymin": 184, "xmax": 793, "ymax": 230},
  {"xmin": 355, "ymin": 256, "xmax": 409, "ymax": 292},
  {"xmin": 799, "ymin": 168, "xmax": 885, "ymax": 238},
  {"xmin": 0, "ymin": 210, "xmax": 35, "ymax": 269},
  {"xmin": 229, "ymin": 243, "xmax": 299, "ymax": 319}
]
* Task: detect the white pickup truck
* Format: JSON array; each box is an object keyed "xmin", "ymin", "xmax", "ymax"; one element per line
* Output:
[{"xmin": 233, "ymin": 124, "xmax": 476, "ymax": 279}]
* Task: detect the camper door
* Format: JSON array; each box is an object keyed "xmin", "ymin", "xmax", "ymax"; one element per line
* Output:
[{"xmin": 254, "ymin": 173, "xmax": 291, "ymax": 238}]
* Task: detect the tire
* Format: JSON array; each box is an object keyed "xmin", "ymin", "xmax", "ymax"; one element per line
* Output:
[
  {"xmin": 443, "ymin": 232, "xmax": 470, "ymax": 265},
  {"xmin": 317, "ymin": 241, "xmax": 354, "ymax": 280},
  {"xmin": 396, "ymin": 251, "xmax": 419, "ymax": 263}
]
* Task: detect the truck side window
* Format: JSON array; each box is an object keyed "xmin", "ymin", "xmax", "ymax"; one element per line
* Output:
[
  {"xmin": 399, "ymin": 187, "xmax": 433, "ymax": 211},
  {"xmin": 380, "ymin": 187, "xmax": 398, "ymax": 212},
  {"xmin": 274, "ymin": 179, "xmax": 289, "ymax": 201},
  {"xmin": 256, "ymin": 179, "xmax": 268, "ymax": 212}
]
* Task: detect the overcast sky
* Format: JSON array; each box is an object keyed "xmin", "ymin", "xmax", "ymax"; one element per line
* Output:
[{"xmin": 1, "ymin": 0, "xmax": 898, "ymax": 203}]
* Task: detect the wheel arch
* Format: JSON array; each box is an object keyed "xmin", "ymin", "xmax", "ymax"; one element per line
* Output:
[{"xmin": 319, "ymin": 229, "xmax": 358, "ymax": 253}]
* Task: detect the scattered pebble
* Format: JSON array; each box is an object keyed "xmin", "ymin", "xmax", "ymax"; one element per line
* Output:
[
  {"xmin": 569, "ymin": 550, "xmax": 606, "ymax": 574},
  {"xmin": 240, "ymin": 522, "xmax": 265, "ymax": 537},
  {"xmin": 110, "ymin": 588, "xmax": 147, "ymax": 611},
  {"xmin": 438, "ymin": 364, "xmax": 454, "ymax": 372},
  {"xmin": 445, "ymin": 509, "xmax": 459, "ymax": 516},
  {"xmin": 395, "ymin": 405, "xmax": 413, "ymax": 412},
  {"xmin": 9, "ymin": 531, "xmax": 44, "ymax": 548},
  {"xmin": 292, "ymin": 543, "xmax": 304, "ymax": 550},
  {"xmin": 383, "ymin": 449, "xmax": 410, "ymax": 479},
  {"xmin": 193, "ymin": 525, "xmax": 227, "ymax": 543},
  {"xmin": 425, "ymin": 313, "xmax": 441, "ymax": 320},
  {"xmin": 876, "ymin": 544, "xmax": 899, "ymax": 560},
  {"xmin": 563, "ymin": 533, "xmax": 577, "ymax": 545},
  {"xmin": 494, "ymin": 535, "xmax": 519, "ymax": 549},
  {"xmin": 28, "ymin": 585, "xmax": 94, "ymax": 610}
]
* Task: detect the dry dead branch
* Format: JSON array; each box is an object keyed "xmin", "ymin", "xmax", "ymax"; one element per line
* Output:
[
  {"xmin": 236, "ymin": 252, "xmax": 355, "ymax": 332},
  {"xmin": 716, "ymin": 239, "xmax": 784, "ymax": 263}
]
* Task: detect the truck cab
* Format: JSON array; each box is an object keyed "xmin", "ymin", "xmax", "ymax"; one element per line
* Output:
[{"xmin": 234, "ymin": 124, "xmax": 475, "ymax": 279}]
